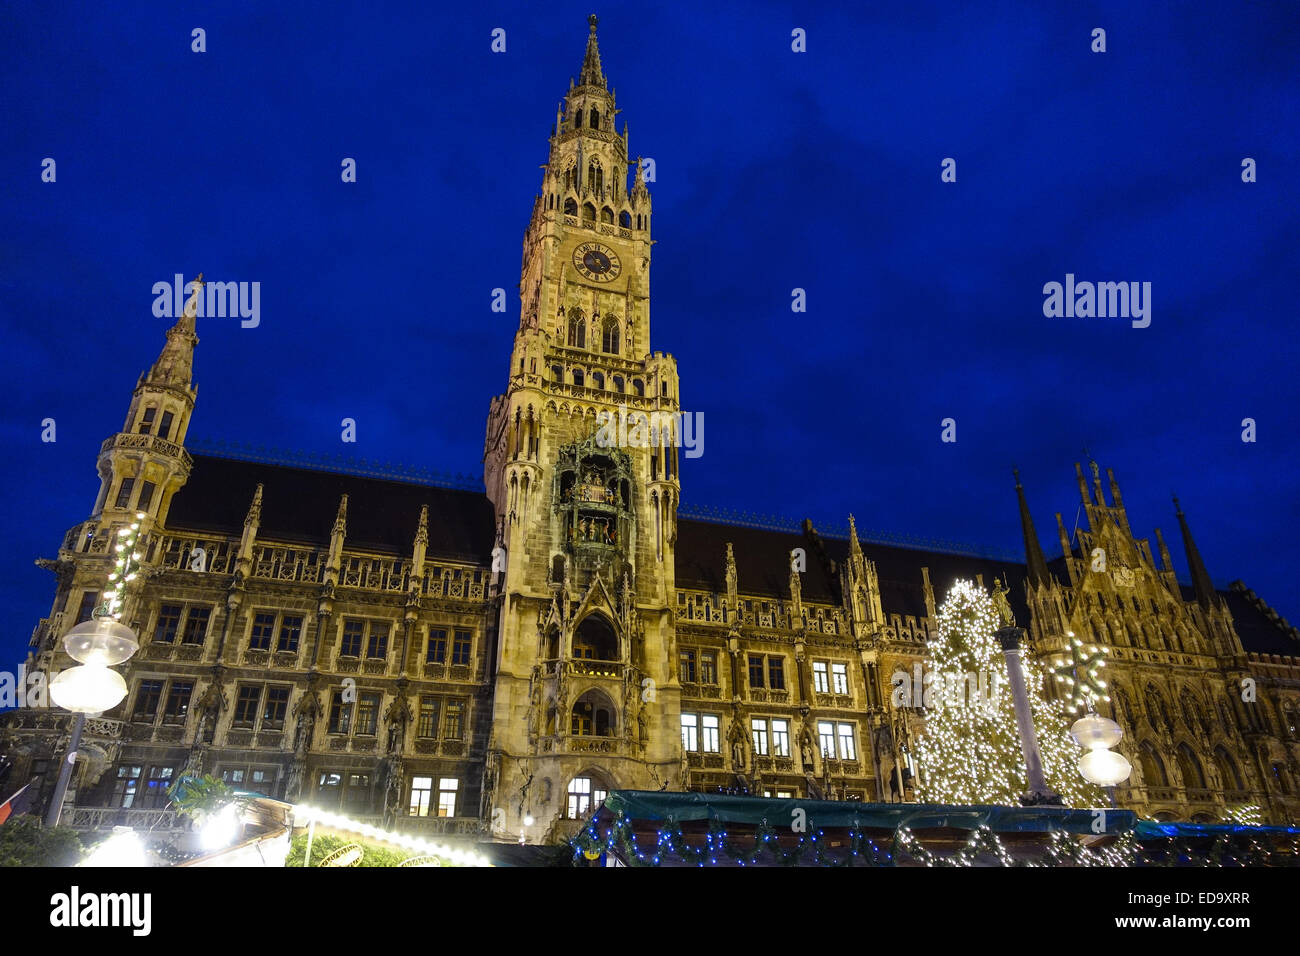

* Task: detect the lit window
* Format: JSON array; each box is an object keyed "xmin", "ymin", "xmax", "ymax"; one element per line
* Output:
[
  {"xmin": 701, "ymin": 714, "xmax": 720, "ymax": 753},
  {"xmin": 437, "ymin": 778, "xmax": 458, "ymax": 817},
  {"xmin": 444, "ymin": 700, "xmax": 464, "ymax": 740},
  {"xmin": 567, "ymin": 777, "xmax": 593, "ymax": 818},
  {"xmin": 818, "ymin": 720, "xmax": 836, "ymax": 758},
  {"xmin": 681, "ymin": 713, "xmax": 698, "ymax": 752},
  {"xmin": 831, "ymin": 662, "xmax": 849, "ymax": 695},
  {"xmin": 751, "ymin": 718, "xmax": 769, "ymax": 756},
  {"xmin": 409, "ymin": 776, "xmax": 433, "ymax": 817},
  {"xmin": 813, "ymin": 661, "xmax": 829, "ymax": 694},
  {"xmin": 113, "ymin": 765, "xmax": 142, "ymax": 808},
  {"xmin": 417, "ymin": 697, "xmax": 440, "ymax": 738},
  {"xmin": 771, "ymin": 719, "xmax": 790, "ymax": 757},
  {"xmin": 837, "ymin": 723, "xmax": 857, "ymax": 760},
  {"xmin": 356, "ymin": 693, "xmax": 380, "ymax": 735}
]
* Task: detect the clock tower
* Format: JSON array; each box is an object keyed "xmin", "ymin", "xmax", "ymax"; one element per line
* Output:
[{"xmin": 482, "ymin": 15, "xmax": 684, "ymax": 841}]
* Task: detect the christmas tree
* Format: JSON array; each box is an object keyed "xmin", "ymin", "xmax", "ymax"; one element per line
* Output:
[{"xmin": 913, "ymin": 579, "xmax": 1101, "ymax": 807}]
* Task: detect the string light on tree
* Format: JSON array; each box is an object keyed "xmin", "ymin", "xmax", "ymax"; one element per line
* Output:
[
  {"xmin": 914, "ymin": 580, "xmax": 1101, "ymax": 808},
  {"xmin": 1049, "ymin": 630, "xmax": 1110, "ymax": 715}
]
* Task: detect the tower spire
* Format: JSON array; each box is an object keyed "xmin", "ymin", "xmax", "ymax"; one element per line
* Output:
[
  {"xmin": 1174, "ymin": 495, "xmax": 1216, "ymax": 609},
  {"xmin": 146, "ymin": 273, "xmax": 202, "ymax": 389},
  {"xmin": 1013, "ymin": 468, "xmax": 1050, "ymax": 587},
  {"xmin": 578, "ymin": 14, "xmax": 605, "ymax": 88}
]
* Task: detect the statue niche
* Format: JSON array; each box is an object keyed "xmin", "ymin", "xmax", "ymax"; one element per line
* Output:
[{"xmin": 555, "ymin": 439, "xmax": 634, "ymax": 569}]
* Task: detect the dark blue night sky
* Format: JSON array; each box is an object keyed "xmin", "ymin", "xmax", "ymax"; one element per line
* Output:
[{"xmin": 2, "ymin": 1, "xmax": 1297, "ymax": 667}]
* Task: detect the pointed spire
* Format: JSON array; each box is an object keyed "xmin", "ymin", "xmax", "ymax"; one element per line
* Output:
[
  {"xmin": 1074, "ymin": 462, "xmax": 1092, "ymax": 507},
  {"xmin": 244, "ymin": 483, "xmax": 263, "ymax": 527},
  {"xmin": 333, "ymin": 494, "xmax": 349, "ymax": 537},
  {"xmin": 414, "ymin": 504, "xmax": 429, "ymax": 548},
  {"xmin": 1174, "ymin": 495, "xmax": 1216, "ymax": 609},
  {"xmin": 848, "ymin": 514, "xmax": 863, "ymax": 562},
  {"xmin": 578, "ymin": 14, "xmax": 605, "ymax": 88},
  {"xmin": 147, "ymin": 273, "xmax": 202, "ymax": 388},
  {"xmin": 1055, "ymin": 512, "xmax": 1078, "ymax": 587},
  {"xmin": 1154, "ymin": 526, "xmax": 1174, "ymax": 573},
  {"xmin": 1014, "ymin": 468, "xmax": 1050, "ymax": 587}
]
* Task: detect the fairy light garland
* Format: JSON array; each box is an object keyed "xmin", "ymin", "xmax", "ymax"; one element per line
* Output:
[
  {"xmin": 100, "ymin": 513, "xmax": 148, "ymax": 621},
  {"xmin": 1049, "ymin": 630, "xmax": 1111, "ymax": 715}
]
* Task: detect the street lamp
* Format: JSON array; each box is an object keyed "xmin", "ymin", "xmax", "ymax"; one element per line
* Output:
[
  {"xmin": 44, "ymin": 517, "xmax": 145, "ymax": 827},
  {"xmin": 1070, "ymin": 712, "xmax": 1132, "ymax": 789}
]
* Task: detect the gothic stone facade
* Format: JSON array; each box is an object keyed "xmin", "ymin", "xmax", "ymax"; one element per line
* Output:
[{"xmin": 3, "ymin": 20, "xmax": 1299, "ymax": 840}]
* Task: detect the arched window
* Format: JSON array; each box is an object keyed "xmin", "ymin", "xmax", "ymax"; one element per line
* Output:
[
  {"xmin": 619, "ymin": 210, "xmax": 631, "ymax": 228},
  {"xmin": 587, "ymin": 162, "xmax": 603, "ymax": 195},
  {"xmin": 571, "ymin": 690, "xmax": 615, "ymax": 737},
  {"xmin": 600, "ymin": 206, "xmax": 614, "ymax": 224},
  {"xmin": 612, "ymin": 375, "xmax": 624, "ymax": 393},
  {"xmin": 602, "ymin": 315, "xmax": 619, "ymax": 354},
  {"xmin": 567, "ymin": 310, "xmax": 585, "ymax": 348},
  {"xmin": 1214, "ymin": 747, "xmax": 1243, "ymax": 790},
  {"xmin": 1139, "ymin": 742, "xmax": 1167, "ymax": 787},
  {"xmin": 582, "ymin": 202, "xmax": 596, "ymax": 222},
  {"xmin": 632, "ymin": 378, "xmax": 644, "ymax": 397},
  {"xmin": 1146, "ymin": 685, "xmax": 1173, "ymax": 733},
  {"xmin": 591, "ymin": 371, "xmax": 604, "ymax": 390},
  {"xmin": 589, "ymin": 106, "xmax": 600, "ymax": 129},
  {"xmin": 564, "ymin": 197, "xmax": 578, "ymax": 216},
  {"xmin": 550, "ymin": 364, "xmax": 563, "ymax": 382},
  {"xmin": 574, "ymin": 109, "xmax": 583, "ymax": 129},
  {"xmin": 1176, "ymin": 744, "xmax": 1206, "ymax": 789},
  {"xmin": 572, "ymin": 369, "xmax": 585, "ymax": 387},
  {"xmin": 573, "ymin": 614, "xmax": 618, "ymax": 661},
  {"xmin": 566, "ymin": 775, "xmax": 610, "ymax": 819},
  {"xmin": 564, "ymin": 165, "xmax": 575, "ymax": 191}
]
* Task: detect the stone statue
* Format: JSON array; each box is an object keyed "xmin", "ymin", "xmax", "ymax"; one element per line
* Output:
[
  {"xmin": 991, "ymin": 577, "xmax": 1015, "ymax": 628},
  {"xmin": 800, "ymin": 732, "xmax": 815, "ymax": 769},
  {"xmin": 637, "ymin": 709, "xmax": 648, "ymax": 748}
]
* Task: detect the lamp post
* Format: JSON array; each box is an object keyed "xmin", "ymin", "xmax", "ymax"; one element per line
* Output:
[
  {"xmin": 995, "ymin": 625, "xmax": 1062, "ymax": 806},
  {"xmin": 44, "ymin": 517, "xmax": 145, "ymax": 827}
]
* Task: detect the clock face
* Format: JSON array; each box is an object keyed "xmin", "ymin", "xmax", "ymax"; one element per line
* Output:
[{"xmin": 573, "ymin": 242, "xmax": 621, "ymax": 282}]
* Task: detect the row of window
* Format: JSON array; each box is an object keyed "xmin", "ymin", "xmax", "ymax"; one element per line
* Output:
[
  {"xmin": 679, "ymin": 650, "xmax": 852, "ymax": 696},
  {"xmin": 111, "ymin": 476, "xmax": 159, "ymax": 512},
  {"xmin": 680, "ymin": 713, "xmax": 859, "ymax": 761},
  {"xmin": 134, "ymin": 602, "xmax": 477, "ymax": 666}
]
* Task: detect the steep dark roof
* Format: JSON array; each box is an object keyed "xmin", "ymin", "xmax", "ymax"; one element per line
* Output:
[
  {"xmin": 166, "ymin": 454, "xmax": 496, "ymax": 561},
  {"xmin": 1220, "ymin": 587, "xmax": 1300, "ymax": 658},
  {"xmin": 675, "ymin": 518, "xmax": 1034, "ymax": 624}
]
